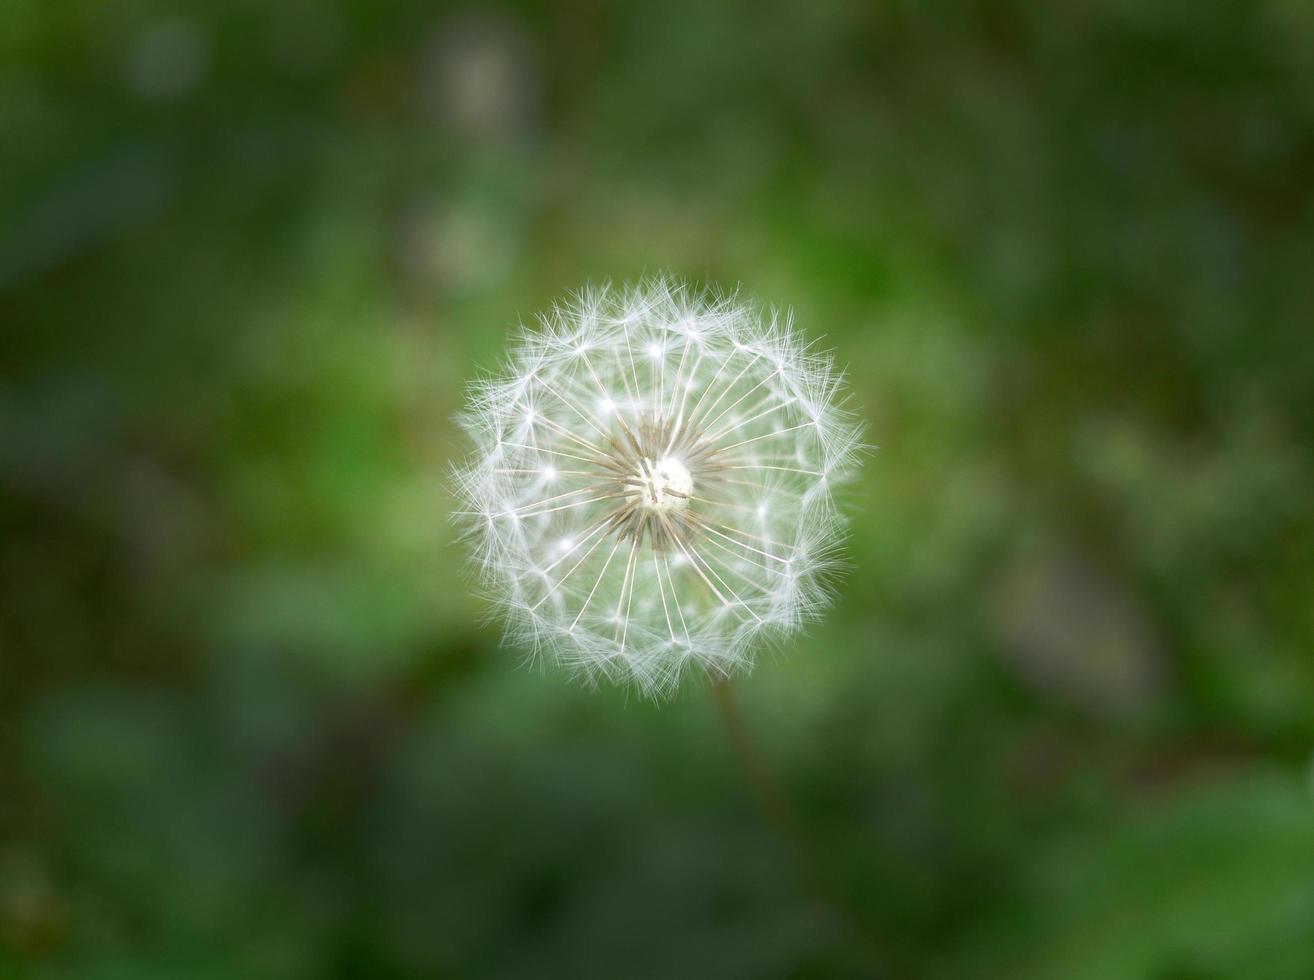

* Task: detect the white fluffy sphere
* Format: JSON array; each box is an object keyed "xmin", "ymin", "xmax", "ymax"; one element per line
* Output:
[{"xmin": 452, "ymin": 278, "xmax": 863, "ymax": 697}]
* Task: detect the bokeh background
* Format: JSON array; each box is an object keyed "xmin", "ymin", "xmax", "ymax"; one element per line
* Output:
[{"xmin": 4, "ymin": 1, "xmax": 1314, "ymax": 977}]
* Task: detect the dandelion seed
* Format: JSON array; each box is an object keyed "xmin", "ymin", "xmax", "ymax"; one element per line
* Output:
[{"xmin": 451, "ymin": 276, "xmax": 863, "ymax": 697}]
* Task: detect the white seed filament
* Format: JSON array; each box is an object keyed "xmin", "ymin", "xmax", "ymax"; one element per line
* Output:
[{"xmin": 452, "ymin": 278, "xmax": 862, "ymax": 697}]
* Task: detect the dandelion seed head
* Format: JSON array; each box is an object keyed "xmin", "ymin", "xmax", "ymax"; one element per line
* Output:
[{"xmin": 451, "ymin": 276, "xmax": 863, "ymax": 697}]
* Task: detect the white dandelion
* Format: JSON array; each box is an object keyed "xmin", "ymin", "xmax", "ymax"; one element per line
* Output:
[{"xmin": 451, "ymin": 277, "xmax": 864, "ymax": 697}]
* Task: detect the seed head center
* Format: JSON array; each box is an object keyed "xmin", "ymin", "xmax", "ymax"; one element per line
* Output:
[{"xmin": 634, "ymin": 455, "xmax": 692, "ymax": 512}]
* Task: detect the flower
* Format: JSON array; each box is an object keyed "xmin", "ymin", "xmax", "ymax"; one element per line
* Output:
[{"xmin": 451, "ymin": 277, "xmax": 863, "ymax": 697}]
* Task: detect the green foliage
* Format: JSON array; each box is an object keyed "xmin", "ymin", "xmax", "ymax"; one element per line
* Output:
[{"xmin": 2, "ymin": 1, "xmax": 1312, "ymax": 977}]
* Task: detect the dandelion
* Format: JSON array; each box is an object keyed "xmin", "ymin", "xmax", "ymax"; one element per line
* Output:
[{"xmin": 451, "ymin": 277, "xmax": 863, "ymax": 697}]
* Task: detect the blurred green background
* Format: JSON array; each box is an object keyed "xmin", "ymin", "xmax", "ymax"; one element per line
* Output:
[{"xmin": 3, "ymin": 1, "xmax": 1314, "ymax": 977}]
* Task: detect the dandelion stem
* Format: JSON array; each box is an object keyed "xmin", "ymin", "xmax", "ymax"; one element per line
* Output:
[{"xmin": 710, "ymin": 678, "xmax": 885, "ymax": 973}]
